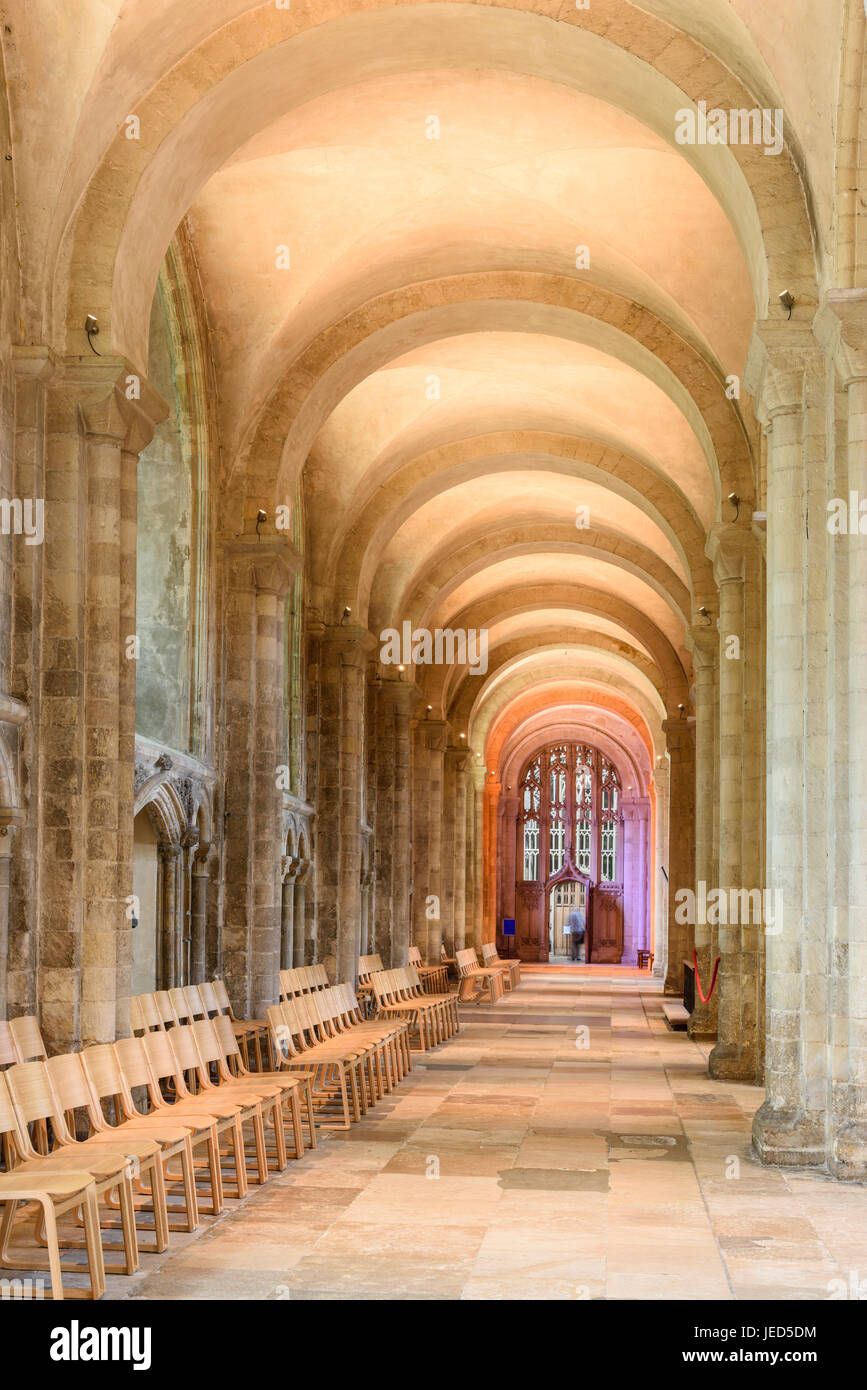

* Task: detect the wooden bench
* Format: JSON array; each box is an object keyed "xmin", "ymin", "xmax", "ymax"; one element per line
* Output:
[
  {"xmin": 455, "ymin": 947, "xmax": 505, "ymax": 1004},
  {"xmin": 408, "ymin": 945, "xmax": 451, "ymax": 994},
  {"xmin": 481, "ymin": 941, "xmax": 521, "ymax": 990}
]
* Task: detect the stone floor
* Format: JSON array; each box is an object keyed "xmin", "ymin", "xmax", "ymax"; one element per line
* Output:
[{"xmin": 97, "ymin": 968, "xmax": 866, "ymax": 1302}]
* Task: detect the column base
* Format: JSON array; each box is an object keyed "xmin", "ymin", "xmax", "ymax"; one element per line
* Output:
[
  {"xmin": 708, "ymin": 1040, "xmax": 760, "ymax": 1083},
  {"xmin": 752, "ymin": 1101, "xmax": 826, "ymax": 1168},
  {"xmin": 831, "ymin": 1121, "xmax": 867, "ymax": 1181}
]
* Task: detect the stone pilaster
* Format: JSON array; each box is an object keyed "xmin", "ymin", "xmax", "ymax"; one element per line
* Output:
[
  {"xmin": 470, "ymin": 766, "xmax": 486, "ymax": 952},
  {"xmin": 190, "ymin": 847, "xmax": 211, "ymax": 984},
  {"xmin": 662, "ymin": 717, "xmax": 695, "ymax": 996},
  {"xmin": 314, "ymin": 623, "xmax": 376, "ymax": 983},
  {"xmin": 651, "ymin": 756, "xmax": 670, "ymax": 981},
  {"xmin": 686, "ymin": 624, "xmax": 719, "ymax": 1038},
  {"xmin": 706, "ymin": 522, "xmax": 764, "ymax": 1081},
  {"xmin": 412, "ymin": 718, "xmax": 449, "ymax": 960},
  {"xmin": 23, "ymin": 360, "xmax": 167, "ymax": 1050},
  {"xmin": 373, "ymin": 679, "xmax": 417, "ymax": 965},
  {"xmin": 452, "ymin": 755, "xmax": 471, "ymax": 952},
  {"xmin": 223, "ymin": 535, "xmax": 299, "ymax": 1016},
  {"xmin": 280, "ymin": 855, "xmax": 301, "ymax": 971},
  {"xmin": 750, "ymin": 324, "xmax": 829, "ymax": 1166}
]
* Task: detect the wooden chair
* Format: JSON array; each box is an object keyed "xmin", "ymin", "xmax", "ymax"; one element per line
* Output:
[
  {"xmin": 131, "ymin": 993, "xmax": 164, "ymax": 1034},
  {"xmin": 190, "ymin": 1017, "xmax": 300, "ymax": 1170},
  {"xmin": 152, "ymin": 1027, "xmax": 252, "ymax": 1196},
  {"xmin": 81, "ymin": 1044, "xmax": 199, "ymax": 1233},
  {"xmin": 114, "ymin": 1035, "xmax": 225, "ymax": 1216},
  {"xmin": 333, "ymin": 983, "xmax": 412, "ymax": 1088},
  {"xmin": 267, "ymin": 999, "xmax": 363, "ymax": 1129},
  {"xmin": 4, "ymin": 1061, "xmax": 139, "ymax": 1276},
  {"xmin": 210, "ymin": 1012, "xmax": 316, "ymax": 1153},
  {"xmin": 369, "ymin": 968, "xmax": 446, "ymax": 1051},
  {"xmin": 481, "ymin": 941, "xmax": 521, "ymax": 990},
  {"xmin": 44, "ymin": 1052, "xmax": 170, "ymax": 1254},
  {"xmin": 455, "ymin": 947, "xmax": 505, "ymax": 1004},
  {"xmin": 211, "ymin": 979, "xmax": 270, "ymax": 1072},
  {"xmin": 0, "ymin": 1075, "xmax": 105, "ymax": 1300},
  {"xmin": 408, "ymin": 945, "xmax": 451, "ymax": 995},
  {"xmin": 9, "ymin": 1015, "xmax": 47, "ymax": 1063},
  {"xmin": 356, "ymin": 954, "xmax": 383, "ymax": 1017}
]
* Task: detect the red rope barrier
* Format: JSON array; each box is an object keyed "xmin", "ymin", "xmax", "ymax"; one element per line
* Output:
[{"xmin": 693, "ymin": 947, "xmax": 721, "ymax": 1003}]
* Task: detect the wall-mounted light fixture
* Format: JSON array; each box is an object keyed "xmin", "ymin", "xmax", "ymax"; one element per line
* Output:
[
  {"xmin": 340, "ymin": 606, "xmax": 352, "ymax": 625},
  {"xmin": 778, "ymin": 289, "xmax": 795, "ymax": 320},
  {"xmin": 698, "ymin": 605, "xmax": 712, "ymax": 625},
  {"xmin": 255, "ymin": 508, "xmax": 267, "ymax": 536},
  {"xmin": 85, "ymin": 315, "xmax": 100, "ymax": 355},
  {"xmin": 727, "ymin": 492, "xmax": 740, "ymax": 521}
]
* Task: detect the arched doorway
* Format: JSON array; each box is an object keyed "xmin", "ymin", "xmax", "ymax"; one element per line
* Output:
[{"xmin": 507, "ymin": 739, "xmax": 648, "ymax": 964}]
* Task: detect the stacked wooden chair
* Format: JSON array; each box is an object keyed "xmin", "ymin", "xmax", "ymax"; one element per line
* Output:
[
  {"xmin": 368, "ymin": 966, "xmax": 460, "ymax": 1051},
  {"xmin": 407, "ymin": 945, "xmax": 451, "ymax": 995},
  {"xmin": 481, "ymin": 941, "xmax": 522, "ymax": 990},
  {"xmin": 455, "ymin": 947, "xmax": 505, "ymax": 1004},
  {"xmin": 267, "ymin": 984, "xmax": 410, "ymax": 1129},
  {"xmin": 129, "ymin": 980, "xmax": 272, "ymax": 1071}
]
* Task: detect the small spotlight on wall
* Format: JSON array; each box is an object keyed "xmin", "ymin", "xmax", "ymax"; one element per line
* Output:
[
  {"xmin": 255, "ymin": 508, "xmax": 267, "ymax": 536},
  {"xmin": 677, "ymin": 703, "xmax": 686, "ymax": 718},
  {"xmin": 698, "ymin": 605, "xmax": 711, "ymax": 624},
  {"xmin": 84, "ymin": 314, "xmax": 100, "ymax": 355},
  {"xmin": 459, "ymin": 732, "xmax": 465, "ymax": 739},
  {"xmin": 779, "ymin": 289, "xmax": 795, "ymax": 319},
  {"xmin": 340, "ymin": 606, "xmax": 352, "ymax": 625},
  {"xmin": 727, "ymin": 492, "xmax": 740, "ymax": 521}
]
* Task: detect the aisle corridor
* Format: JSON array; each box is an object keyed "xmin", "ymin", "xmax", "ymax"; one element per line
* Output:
[{"xmin": 110, "ymin": 973, "xmax": 867, "ymax": 1302}]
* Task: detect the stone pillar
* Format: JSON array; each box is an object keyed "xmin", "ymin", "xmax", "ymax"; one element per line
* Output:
[
  {"xmin": 452, "ymin": 757, "xmax": 471, "ymax": 952},
  {"xmin": 651, "ymin": 756, "xmax": 670, "ymax": 980},
  {"xmin": 315, "ymin": 624, "xmax": 376, "ymax": 983},
  {"xmin": 470, "ymin": 766, "xmax": 486, "ymax": 952},
  {"xmin": 497, "ymin": 792, "xmax": 519, "ymax": 947},
  {"xmin": 441, "ymin": 749, "xmax": 459, "ymax": 958},
  {"xmin": 32, "ymin": 362, "xmax": 166, "ymax": 1050},
  {"xmin": 0, "ymin": 823, "xmax": 20, "ymax": 1020},
  {"xmin": 190, "ymin": 849, "xmax": 210, "ymax": 984},
  {"xmin": 662, "ymin": 718, "xmax": 695, "ymax": 995},
  {"xmin": 412, "ymin": 718, "xmax": 449, "ymax": 961},
  {"xmin": 483, "ymin": 774, "xmax": 501, "ymax": 944},
  {"xmin": 751, "ymin": 327, "xmax": 828, "ymax": 1167},
  {"xmin": 687, "ymin": 624, "xmax": 719, "ymax": 1038},
  {"xmin": 280, "ymin": 856, "xmax": 299, "ymax": 971},
  {"xmin": 707, "ymin": 523, "xmax": 763, "ymax": 1081},
  {"xmin": 372, "ymin": 680, "xmax": 416, "ymax": 965},
  {"xmin": 223, "ymin": 536, "xmax": 299, "ymax": 1016},
  {"xmin": 826, "ymin": 292, "xmax": 867, "ymax": 1177},
  {"xmin": 158, "ymin": 843, "xmax": 180, "ymax": 990},
  {"xmin": 292, "ymin": 863, "xmax": 309, "ymax": 968}
]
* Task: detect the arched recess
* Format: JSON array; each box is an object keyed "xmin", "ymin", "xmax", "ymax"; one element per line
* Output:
[
  {"xmin": 133, "ymin": 782, "xmax": 186, "ymax": 992},
  {"xmin": 58, "ymin": 0, "xmax": 820, "ymax": 370},
  {"xmin": 135, "ymin": 227, "xmax": 213, "ymax": 761}
]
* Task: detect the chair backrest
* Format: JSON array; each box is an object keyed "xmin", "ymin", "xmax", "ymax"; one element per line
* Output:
[
  {"xmin": 456, "ymin": 947, "xmax": 480, "ymax": 976},
  {"xmin": 136, "ymin": 993, "xmax": 164, "ymax": 1032},
  {"xmin": 45, "ymin": 1052, "xmax": 103, "ymax": 1134},
  {"xmin": 9, "ymin": 1014, "xmax": 47, "ymax": 1063},
  {"xmin": 154, "ymin": 991, "xmax": 179, "ymax": 1028},
  {"xmin": 129, "ymin": 995, "xmax": 147, "ymax": 1035},
  {"xmin": 481, "ymin": 942, "xmax": 497, "ymax": 965},
  {"xmin": 191, "ymin": 1019, "xmax": 230, "ymax": 1082},
  {"xmin": 211, "ymin": 979, "xmax": 233, "ymax": 1015},
  {"xmin": 198, "ymin": 980, "xmax": 220, "ymax": 1017},
  {"xmin": 212, "ymin": 1012, "xmax": 246, "ymax": 1073},
  {"xmin": 4, "ymin": 1060, "xmax": 75, "ymax": 1149},
  {"xmin": 358, "ymin": 954, "xmax": 383, "ymax": 982},
  {"xmin": 142, "ymin": 1029, "xmax": 190, "ymax": 1096},
  {"xmin": 184, "ymin": 986, "xmax": 207, "ymax": 1021},
  {"xmin": 407, "ymin": 946, "xmax": 422, "ymax": 967},
  {"xmin": 166, "ymin": 1025, "xmax": 207, "ymax": 1092},
  {"xmin": 169, "ymin": 987, "xmax": 193, "ymax": 1023},
  {"xmin": 114, "ymin": 1036, "xmax": 161, "ymax": 1112},
  {"xmin": 0, "ymin": 1070, "xmax": 30, "ymax": 1155},
  {"xmin": 310, "ymin": 964, "xmax": 329, "ymax": 990},
  {"xmin": 0, "ymin": 1019, "xmax": 16, "ymax": 1069},
  {"xmin": 81, "ymin": 1043, "xmax": 136, "ymax": 1119}
]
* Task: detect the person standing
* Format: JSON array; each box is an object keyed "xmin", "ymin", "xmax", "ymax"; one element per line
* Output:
[{"xmin": 567, "ymin": 905, "xmax": 586, "ymax": 961}]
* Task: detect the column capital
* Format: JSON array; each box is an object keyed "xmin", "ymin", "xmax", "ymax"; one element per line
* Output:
[
  {"xmin": 686, "ymin": 623, "xmax": 717, "ymax": 668},
  {"xmin": 415, "ymin": 717, "xmax": 450, "ymax": 752},
  {"xmin": 706, "ymin": 521, "xmax": 758, "ymax": 586},
  {"xmin": 225, "ymin": 533, "xmax": 301, "ymax": 597},
  {"xmin": 662, "ymin": 718, "xmax": 695, "ymax": 757},
  {"xmin": 377, "ymin": 678, "xmax": 421, "ymax": 716},
  {"xmin": 815, "ymin": 289, "xmax": 867, "ymax": 386},
  {"xmin": 51, "ymin": 356, "xmax": 169, "ymax": 453},
  {"xmin": 744, "ymin": 320, "xmax": 820, "ymax": 424},
  {"xmin": 445, "ymin": 746, "xmax": 473, "ymax": 775},
  {"xmin": 320, "ymin": 622, "xmax": 377, "ymax": 665}
]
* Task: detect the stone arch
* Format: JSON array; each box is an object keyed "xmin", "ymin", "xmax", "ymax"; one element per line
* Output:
[{"xmin": 56, "ymin": 0, "xmax": 818, "ymax": 367}]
